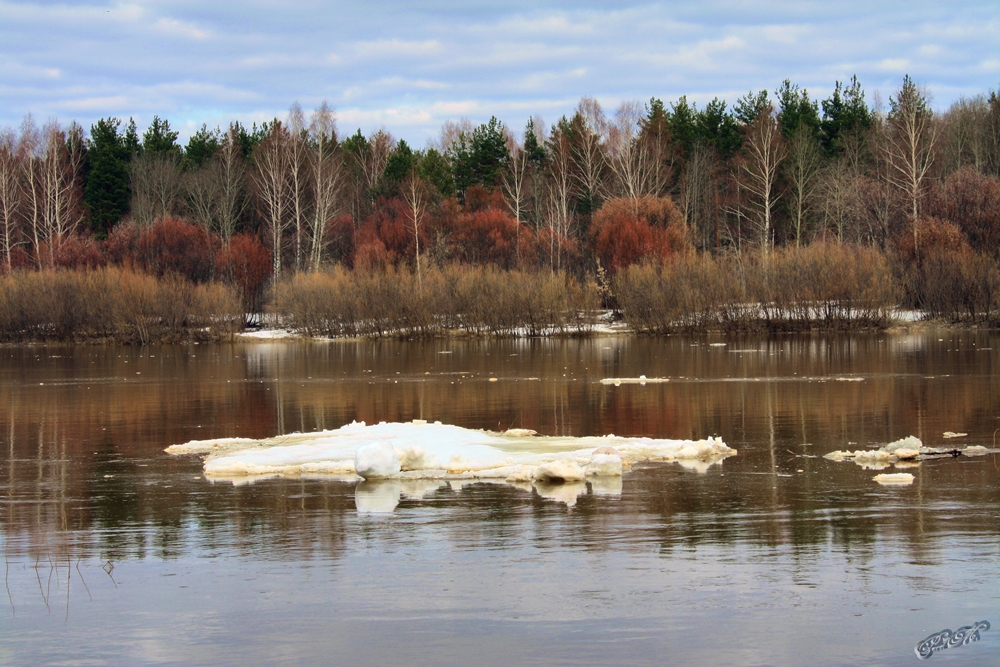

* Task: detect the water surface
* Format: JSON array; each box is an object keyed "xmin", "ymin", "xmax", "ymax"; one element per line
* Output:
[{"xmin": 2, "ymin": 332, "xmax": 999, "ymax": 666}]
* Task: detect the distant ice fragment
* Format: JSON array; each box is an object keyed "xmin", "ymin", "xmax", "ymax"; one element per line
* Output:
[
  {"xmin": 873, "ymin": 473, "xmax": 915, "ymax": 485},
  {"xmin": 942, "ymin": 431, "xmax": 967, "ymax": 438},
  {"xmin": 355, "ymin": 441, "xmax": 401, "ymax": 479},
  {"xmin": 600, "ymin": 377, "xmax": 669, "ymax": 385}
]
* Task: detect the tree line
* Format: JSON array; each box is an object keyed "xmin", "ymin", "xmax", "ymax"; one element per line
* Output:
[{"xmin": 1, "ymin": 75, "xmax": 1000, "ymax": 301}]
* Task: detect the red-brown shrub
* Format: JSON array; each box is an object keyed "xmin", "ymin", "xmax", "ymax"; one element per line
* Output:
[
  {"xmin": 590, "ymin": 196, "xmax": 690, "ymax": 273},
  {"xmin": 895, "ymin": 216, "xmax": 970, "ymax": 264},
  {"xmin": 451, "ymin": 208, "xmax": 521, "ymax": 267},
  {"xmin": 135, "ymin": 217, "xmax": 219, "ymax": 282},
  {"xmin": 215, "ymin": 233, "xmax": 272, "ymax": 316},
  {"xmin": 50, "ymin": 234, "xmax": 107, "ymax": 270}
]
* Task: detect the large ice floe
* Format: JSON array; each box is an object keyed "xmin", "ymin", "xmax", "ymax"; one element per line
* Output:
[{"xmin": 166, "ymin": 420, "xmax": 736, "ymax": 508}]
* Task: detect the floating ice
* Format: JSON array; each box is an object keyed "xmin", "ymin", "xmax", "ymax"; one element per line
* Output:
[
  {"xmin": 167, "ymin": 420, "xmax": 736, "ymax": 506},
  {"xmin": 873, "ymin": 473, "xmax": 915, "ymax": 485},
  {"xmin": 824, "ymin": 436, "xmax": 925, "ymax": 468},
  {"xmin": 600, "ymin": 376, "xmax": 670, "ymax": 386}
]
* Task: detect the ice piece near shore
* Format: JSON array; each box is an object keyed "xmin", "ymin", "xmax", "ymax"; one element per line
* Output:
[{"xmin": 167, "ymin": 421, "xmax": 737, "ymax": 504}]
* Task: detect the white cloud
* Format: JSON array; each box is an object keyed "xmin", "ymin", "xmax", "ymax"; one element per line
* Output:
[{"xmin": 0, "ymin": 1, "xmax": 997, "ymax": 143}]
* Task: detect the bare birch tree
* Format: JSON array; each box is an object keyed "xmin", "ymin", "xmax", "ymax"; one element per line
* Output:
[
  {"xmin": 735, "ymin": 105, "xmax": 785, "ymax": 251},
  {"xmin": 501, "ymin": 130, "xmax": 528, "ymax": 254},
  {"xmin": 308, "ymin": 101, "xmax": 344, "ymax": 271},
  {"xmin": 545, "ymin": 129, "xmax": 574, "ymax": 270},
  {"xmin": 785, "ymin": 124, "xmax": 823, "ymax": 245},
  {"xmin": 0, "ymin": 130, "xmax": 22, "ymax": 270},
  {"xmin": 882, "ymin": 75, "xmax": 938, "ymax": 250},
  {"xmin": 216, "ymin": 124, "xmax": 248, "ymax": 241},
  {"xmin": 570, "ymin": 98, "xmax": 607, "ymax": 210},
  {"xmin": 253, "ymin": 122, "xmax": 292, "ymax": 279},
  {"xmin": 402, "ymin": 171, "xmax": 427, "ymax": 288},
  {"xmin": 678, "ymin": 143, "xmax": 719, "ymax": 251},
  {"xmin": 287, "ymin": 103, "xmax": 310, "ymax": 272}
]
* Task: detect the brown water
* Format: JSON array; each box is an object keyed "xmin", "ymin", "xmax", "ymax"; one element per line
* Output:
[{"xmin": 2, "ymin": 332, "xmax": 999, "ymax": 666}]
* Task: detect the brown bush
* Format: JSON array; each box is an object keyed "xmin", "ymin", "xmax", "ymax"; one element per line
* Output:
[
  {"xmin": 275, "ymin": 265, "xmax": 598, "ymax": 338},
  {"xmin": 0, "ymin": 267, "xmax": 240, "ymax": 343},
  {"xmin": 614, "ymin": 244, "xmax": 899, "ymax": 333}
]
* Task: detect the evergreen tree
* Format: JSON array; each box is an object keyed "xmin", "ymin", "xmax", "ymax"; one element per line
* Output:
[
  {"xmin": 450, "ymin": 116, "xmax": 509, "ymax": 197},
  {"xmin": 668, "ymin": 96, "xmax": 699, "ymax": 158},
  {"xmin": 523, "ymin": 118, "xmax": 546, "ymax": 164},
  {"xmin": 383, "ymin": 139, "xmax": 417, "ymax": 185},
  {"xmin": 775, "ymin": 79, "xmax": 821, "ymax": 139},
  {"xmin": 142, "ymin": 116, "xmax": 181, "ymax": 155},
  {"xmin": 184, "ymin": 124, "xmax": 221, "ymax": 169},
  {"xmin": 419, "ymin": 148, "xmax": 454, "ymax": 198},
  {"xmin": 821, "ymin": 75, "xmax": 872, "ymax": 154},
  {"xmin": 84, "ymin": 117, "xmax": 131, "ymax": 237},
  {"xmin": 735, "ymin": 90, "xmax": 771, "ymax": 125},
  {"xmin": 696, "ymin": 98, "xmax": 741, "ymax": 158}
]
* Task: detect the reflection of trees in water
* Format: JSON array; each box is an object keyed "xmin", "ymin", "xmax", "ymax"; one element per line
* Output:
[{"xmin": 2, "ymin": 333, "xmax": 1000, "ymax": 583}]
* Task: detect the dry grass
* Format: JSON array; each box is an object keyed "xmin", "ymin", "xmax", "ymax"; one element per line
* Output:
[
  {"xmin": 275, "ymin": 265, "xmax": 599, "ymax": 337},
  {"xmin": 614, "ymin": 243, "xmax": 900, "ymax": 333},
  {"xmin": 0, "ymin": 267, "xmax": 241, "ymax": 343}
]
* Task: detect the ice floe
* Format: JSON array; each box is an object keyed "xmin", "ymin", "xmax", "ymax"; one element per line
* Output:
[
  {"xmin": 824, "ymin": 436, "xmax": 999, "ymax": 472},
  {"xmin": 167, "ymin": 420, "xmax": 736, "ymax": 507},
  {"xmin": 873, "ymin": 473, "xmax": 915, "ymax": 485}
]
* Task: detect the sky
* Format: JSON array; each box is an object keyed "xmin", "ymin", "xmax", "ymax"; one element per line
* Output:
[{"xmin": 1, "ymin": 1, "xmax": 999, "ymax": 145}]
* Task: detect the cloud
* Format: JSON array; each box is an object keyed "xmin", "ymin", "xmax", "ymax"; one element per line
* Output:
[{"xmin": 0, "ymin": 1, "xmax": 997, "ymax": 143}]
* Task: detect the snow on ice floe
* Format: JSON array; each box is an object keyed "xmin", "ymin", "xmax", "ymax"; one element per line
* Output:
[{"xmin": 166, "ymin": 420, "xmax": 736, "ymax": 507}]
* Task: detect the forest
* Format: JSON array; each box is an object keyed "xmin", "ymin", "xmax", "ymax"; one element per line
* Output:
[{"xmin": 1, "ymin": 75, "xmax": 1000, "ymax": 341}]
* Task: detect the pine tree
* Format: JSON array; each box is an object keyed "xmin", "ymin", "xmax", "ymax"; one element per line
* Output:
[{"xmin": 84, "ymin": 117, "xmax": 130, "ymax": 237}]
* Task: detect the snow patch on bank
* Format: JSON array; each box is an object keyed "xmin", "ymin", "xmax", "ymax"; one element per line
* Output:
[{"xmin": 167, "ymin": 420, "xmax": 736, "ymax": 505}]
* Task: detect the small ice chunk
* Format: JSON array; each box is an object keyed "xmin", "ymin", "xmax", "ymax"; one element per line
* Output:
[
  {"xmin": 355, "ymin": 480, "xmax": 401, "ymax": 512},
  {"xmin": 884, "ymin": 436, "xmax": 923, "ymax": 454},
  {"xmin": 873, "ymin": 473, "xmax": 915, "ymax": 485},
  {"xmin": 963, "ymin": 445, "xmax": 990, "ymax": 455},
  {"xmin": 942, "ymin": 431, "xmax": 967, "ymax": 439},
  {"xmin": 534, "ymin": 458, "xmax": 586, "ymax": 482},
  {"xmin": 354, "ymin": 441, "xmax": 401, "ymax": 479},
  {"xmin": 503, "ymin": 428, "xmax": 537, "ymax": 437},
  {"xmin": 893, "ymin": 448, "xmax": 920, "ymax": 459},
  {"xmin": 585, "ymin": 453, "xmax": 623, "ymax": 477}
]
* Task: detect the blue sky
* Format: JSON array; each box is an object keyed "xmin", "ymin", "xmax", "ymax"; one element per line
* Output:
[{"xmin": 2, "ymin": 1, "xmax": 998, "ymax": 144}]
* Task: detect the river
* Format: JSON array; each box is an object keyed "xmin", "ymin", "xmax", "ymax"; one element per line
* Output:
[{"xmin": 1, "ymin": 332, "xmax": 998, "ymax": 666}]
